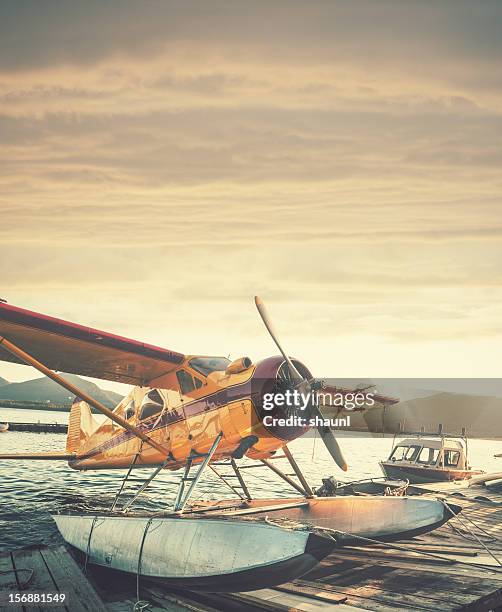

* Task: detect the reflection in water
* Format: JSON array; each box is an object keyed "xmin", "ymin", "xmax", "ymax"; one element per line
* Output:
[{"xmin": 1, "ymin": 408, "xmax": 501, "ymax": 551}]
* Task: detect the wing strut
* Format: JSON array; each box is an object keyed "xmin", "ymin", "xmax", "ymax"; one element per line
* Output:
[{"xmin": 0, "ymin": 335, "xmax": 169, "ymax": 457}]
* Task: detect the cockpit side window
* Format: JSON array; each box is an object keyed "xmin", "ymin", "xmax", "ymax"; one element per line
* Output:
[
  {"xmin": 444, "ymin": 450, "xmax": 460, "ymax": 467},
  {"xmin": 139, "ymin": 389, "xmax": 164, "ymax": 421},
  {"xmin": 189, "ymin": 356, "xmax": 231, "ymax": 376},
  {"xmin": 176, "ymin": 370, "xmax": 196, "ymax": 394},
  {"xmin": 124, "ymin": 399, "xmax": 136, "ymax": 420}
]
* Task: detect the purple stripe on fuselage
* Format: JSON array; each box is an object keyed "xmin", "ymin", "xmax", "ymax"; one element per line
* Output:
[{"xmin": 70, "ymin": 379, "xmax": 254, "ymax": 465}]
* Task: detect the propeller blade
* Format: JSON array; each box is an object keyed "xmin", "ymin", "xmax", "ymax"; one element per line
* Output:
[
  {"xmin": 254, "ymin": 296, "xmax": 348, "ymax": 471},
  {"xmin": 254, "ymin": 296, "xmax": 303, "ymax": 382},
  {"xmin": 313, "ymin": 406, "xmax": 348, "ymax": 471}
]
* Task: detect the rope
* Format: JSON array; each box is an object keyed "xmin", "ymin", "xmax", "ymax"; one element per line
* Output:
[
  {"xmin": 455, "ymin": 506, "xmax": 499, "ymax": 542},
  {"xmin": 263, "ymin": 521, "xmax": 502, "ymax": 574},
  {"xmin": 0, "ymin": 568, "xmax": 34, "ymax": 589},
  {"xmin": 384, "ymin": 479, "xmax": 409, "ymax": 496},
  {"xmin": 134, "ymin": 517, "xmax": 155, "ymax": 612},
  {"xmin": 440, "ymin": 499, "xmax": 502, "ymax": 567},
  {"xmin": 83, "ymin": 516, "xmax": 103, "ymax": 574},
  {"xmin": 315, "ymin": 528, "xmax": 460, "ymax": 564}
]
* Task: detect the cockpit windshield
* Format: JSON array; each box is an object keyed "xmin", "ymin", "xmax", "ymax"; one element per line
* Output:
[{"xmin": 189, "ymin": 356, "xmax": 231, "ymax": 376}]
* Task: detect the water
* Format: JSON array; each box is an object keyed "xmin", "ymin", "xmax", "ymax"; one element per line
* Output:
[
  {"xmin": 0, "ymin": 406, "xmax": 71, "ymax": 424},
  {"xmin": 1, "ymin": 407, "xmax": 501, "ymax": 552}
]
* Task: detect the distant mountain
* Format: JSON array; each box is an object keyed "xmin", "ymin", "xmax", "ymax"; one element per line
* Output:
[
  {"xmin": 0, "ymin": 376, "xmax": 8, "ymax": 387},
  {"xmin": 326, "ymin": 379, "xmax": 438, "ymax": 402},
  {"xmin": 0, "ymin": 374, "xmax": 123, "ymax": 409},
  {"xmin": 364, "ymin": 392, "xmax": 502, "ymax": 439}
]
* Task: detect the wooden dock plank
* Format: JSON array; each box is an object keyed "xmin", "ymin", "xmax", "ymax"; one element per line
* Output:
[
  {"xmin": 10, "ymin": 547, "xmax": 59, "ymax": 612},
  {"xmin": 0, "ymin": 553, "xmax": 18, "ymax": 612},
  {"xmin": 39, "ymin": 546, "xmax": 106, "ymax": 612},
  {"xmin": 321, "ymin": 559, "xmax": 501, "ymax": 609},
  {"xmin": 299, "ymin": 579, "xmax": 436, "ymax": 611},
  {"xmin": 145, "ymin": 586, "xmax": 244, "ymax": 612},
  {"xmin": 361, "ymin": 567, "xmax": 497, "ymax": 607},
  {"xmin": 273, "ymin": 580, "xmax": 349, "ymax": 605},
  {"xmin": 323, "ymin": 552, "xmax": 502, "ymax": 582}
]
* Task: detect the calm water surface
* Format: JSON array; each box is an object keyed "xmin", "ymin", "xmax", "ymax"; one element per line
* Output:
[{"xmin": 1, "ymin": 407, "xmax": 501, "ymax": 551}]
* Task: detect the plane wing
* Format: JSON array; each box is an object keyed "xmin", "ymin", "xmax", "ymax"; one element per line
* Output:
[{"xmin": 0, "ymin": 302, "xmax": 184, "ymax": 385}]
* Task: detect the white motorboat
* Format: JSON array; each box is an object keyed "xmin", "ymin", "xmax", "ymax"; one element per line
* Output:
[{"xmin": 380, "ymin": 431, "xmax": 484, "ymax": 484}]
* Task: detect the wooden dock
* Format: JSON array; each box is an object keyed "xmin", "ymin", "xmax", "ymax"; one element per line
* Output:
[
  {"xmin": 5, "ymin": 422, "xmax": 68, "ymax": 433},
  {"xmin": 0, "ymin": 545, "xmax": 105, "ymax": 612},
  {"xmin": 86, "ymin": 484, "xmax": 502, "ymax": 611},
  {"xmin": 1, "ymin": 484, "xmax": 501, "ymax": 611}
]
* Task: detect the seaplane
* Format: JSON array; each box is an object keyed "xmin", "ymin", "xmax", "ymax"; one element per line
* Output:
[{"xmin": 0, "ymin": 298, "xmax": 460, "ymax": 591}]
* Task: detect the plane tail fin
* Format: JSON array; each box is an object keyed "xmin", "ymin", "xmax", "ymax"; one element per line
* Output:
[{"xmin": 66, "ymin": 399, "xmax": 99, "ymax": 453}]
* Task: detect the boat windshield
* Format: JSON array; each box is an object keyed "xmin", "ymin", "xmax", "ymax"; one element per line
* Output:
[
  {"xmin": 390, "ymin": 445, "xmax": 421, "ymax": 462},
  {"xmin": 417, "ymin": 446, "xmax": 440, "ymax": 465},
  {"xmin": 190, "ymin": 356, "xmax": 231, "ymax": 376}
]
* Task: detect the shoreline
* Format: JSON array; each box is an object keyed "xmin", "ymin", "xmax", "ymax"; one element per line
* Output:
[{"xmin": 0, "ymin": 401, "xmax": 104, "ymax": 413}]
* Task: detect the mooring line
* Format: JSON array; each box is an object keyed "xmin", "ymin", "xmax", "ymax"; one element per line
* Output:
[
  {"xmin": 458, "ymin": 506, "xmax": 500, "ymax": 542},
  {"xmin": 440, "ymin": 499, "xmax": 502, "ymax": 568},
  {"xmin": 262, "ymin": 519, "xmax": 502, "ymax": 574},
  {"xmin": 134, "ymin": 516, "xmax": 156, "ymax": 612},
  {"xmin": 84, "ymin": 515, "xmax": 104, "ymax": 574}
]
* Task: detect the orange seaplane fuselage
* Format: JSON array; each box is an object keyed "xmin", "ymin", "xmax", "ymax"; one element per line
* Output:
[
  {"xmin": 67, "ymin": 355, "xmax": 310, "ymax": 471},
  {"xmin": 0, "ymin": 298, "xmax": 350, "ymax": 474}
]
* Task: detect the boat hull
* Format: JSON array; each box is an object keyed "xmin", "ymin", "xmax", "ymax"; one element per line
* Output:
[
  {"xmin": 52, "ymin": 514, "xmax": 334, "ymax": 592},
  {"xmin": 380, "ymin": 461, "xmax": 484, "ymax": 484},
  {"xmin": 191, "ymin": 495, "xmax": 461, "ymax": 543}
]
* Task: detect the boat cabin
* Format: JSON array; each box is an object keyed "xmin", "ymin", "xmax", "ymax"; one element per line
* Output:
[
  {"xmin": 380, "ymin": 432, "xmax": 484, "ymax": 483},
  {"xmin": 387, "ymin": 438, "xmax": 467, "ymax": 470}
]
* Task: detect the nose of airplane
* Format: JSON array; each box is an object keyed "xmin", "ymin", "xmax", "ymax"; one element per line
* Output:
[{"xmin": 250, "ymin": 354, "xmax": 313, "ymax": 442}]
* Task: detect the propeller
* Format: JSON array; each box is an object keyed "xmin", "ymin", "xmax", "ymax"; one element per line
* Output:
[
  {"xmin": 254, "ymin": 296, "xmax": 348, "ymax": 471},
  {"xmin": 254, "ymin": 297, "xmax": 303, "ymax": 383}
]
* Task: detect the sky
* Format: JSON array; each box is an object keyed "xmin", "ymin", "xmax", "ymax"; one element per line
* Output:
[{"xmin": 1, "ymin": 1, "xmax": 502, "ymax": 392}]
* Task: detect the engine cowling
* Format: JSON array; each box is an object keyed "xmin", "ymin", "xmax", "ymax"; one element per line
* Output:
[{"xmin": 225, "ymin": 356, "xmax": 253, "ymax": 375}]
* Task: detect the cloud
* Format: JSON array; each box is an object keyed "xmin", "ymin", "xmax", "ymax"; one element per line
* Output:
[
  {"xmin": 1, "ymin": 2, "xmax": 501, "ymax": 76},
  {"xmin": 1, "ymin": 1, "xmax": 502, "ymax": 379}
]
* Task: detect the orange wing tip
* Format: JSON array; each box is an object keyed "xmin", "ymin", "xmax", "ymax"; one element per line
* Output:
[{"xmin": 342, "ymin": 463, "xmax": 348, "ymax": 472}]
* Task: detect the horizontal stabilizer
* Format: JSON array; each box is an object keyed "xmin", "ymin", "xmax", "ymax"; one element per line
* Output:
[{"xmin": 0, "ymin": 452, "xmax": 76, "ymax": 460}]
